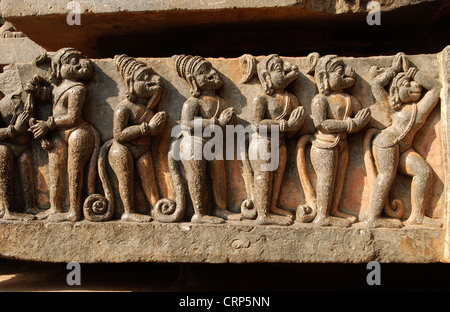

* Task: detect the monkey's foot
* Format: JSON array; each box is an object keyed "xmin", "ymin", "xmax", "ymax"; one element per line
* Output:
[
  {"xmin": 214, "ymin": 208, "xmax": 242, "ymax": 221},
  {"xmin": 36, "ymin": 208, "xmax": 59, "ymax": 220},
  {"xmin": 2, "ymin": 211, "xmax": 36, "ymax": 221},
  {"xmin": 191, "ymin": 214, "xmax": 225, "ymax": 224},
  {"xmin": 363, "ymin": 217, "xmax": 403, "ymax": 228},
  {"xmin": 23, "ymin": 206, "xmax": 42, "ymax": 215},
  {"xmin": 404, "ymin": 216, "xmax": 442, "ymax": 228},
  {"xmin": 270, "ymin": 206, "xmax": 293, "ymax": 218},
  {"xmin": 47, "ymin": 212, "xmax": 80, "ymax": 223},
  {"xmin": 121, "ymin": 212, "xmax": 152, "ymax": 223},
  {"xmin": 256, "ymin": 213, "xmax": 293, "ymax": 226},
  {"xmin": 313, "ymin": 215, "xmax": 351, "ymax": 228},
  {"xmin": 331, "ymin": 210, "xmax": 357, "ymax": 224}
]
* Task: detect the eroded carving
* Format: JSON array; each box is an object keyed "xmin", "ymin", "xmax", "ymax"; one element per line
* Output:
[
  {"xmin": 0, "ymin": 76, "xmax": 46, "ymax": 221},
  {"xmin": 0, "ymin": 49, "xmax": 445, "ymax": 233},
  {"xmin": 361, "ymin": 52, "xmax": 442, "ymax": 228},
  {"xmin": 296, "ymin": 53, "xmax": 371, "ymax": 227},
  {"xmin": 240, "ymin": 54, "xmax": 305, "ymax": 226},
  {"xmin": 169, "ymin": 54, "xmax": 241, "ymax": 224},
  {"xmin": 28, "ymin": 48, "xmax": 100, "ymax": 222}
]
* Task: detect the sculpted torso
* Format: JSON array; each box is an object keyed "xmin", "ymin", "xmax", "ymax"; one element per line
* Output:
[
  {"xmin": 264, "ymin": 92, "xmax": 299, "ymax": 120},
  {"xmin": 114, "ymin": 99, "xmax": 154, "ymax": 148},
  {"xmin": 52, "ymin": 81, "xmax": 87, "ymax": 129}
]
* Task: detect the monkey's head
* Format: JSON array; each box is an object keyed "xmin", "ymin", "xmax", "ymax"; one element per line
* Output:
[
  {"xmin": 114, "ymin": 54, "xmax": 163, "ymax": 102},
  {"xmin": 51, "ymin": 48, "xmax": 93, "ymax": 85},
  {"xmin": 307, "ymin": 53, "xmax": 356, "ymax": 95},
  {"xmin": 257, "ymin": 54, "xmax": 299, "ymax": 95},
  {"xmin": 175, "ymin": 55, "xmax": 222, "ymax": 98},
  {"xmin": 389, "ymin": 72, "xmax": 422, "ymax": 110}
]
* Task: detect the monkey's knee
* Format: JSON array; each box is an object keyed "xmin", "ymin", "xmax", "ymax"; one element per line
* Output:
[{"xmin": 415, "ymin": 163, "xmax": 433, "ymax": 186}]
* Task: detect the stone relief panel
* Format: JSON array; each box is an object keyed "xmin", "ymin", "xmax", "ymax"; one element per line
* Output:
[{"xmin": 0, "ymin": 50, "xmax": 446, "ymax": 230}]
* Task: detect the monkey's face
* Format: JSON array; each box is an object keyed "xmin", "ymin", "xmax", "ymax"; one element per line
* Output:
[
  {"xmin": 397, "ymin": 77, "xmax": 422, "ymax": 104},
  {"xmin": 60, "ymin": 53, "xmax": 93, "ymax": 81},
  {"xmin": 132, "ymin": 68, "xmax": 163, "ymax": 99},
  {"xmin": 193, "ymin": 62, "xmax": 222, "ymax": 91},
  {"xmin": 267, "ymin": 57, "xmax": 299, "ymax": 91},
  {"xmin": 327, "ymin": 60, "xmax": 355, "ymax": 92}
]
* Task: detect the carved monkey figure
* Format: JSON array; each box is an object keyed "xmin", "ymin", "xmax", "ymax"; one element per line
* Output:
[
  {"xmin": 28, "ymin": 48, "xmax": 100, "ymax": 222},
  {"xmin": 361, "ymin": 52, "xmax": 442, "ymax": 228},
  {"xmin": 108, "ymin": 54, "xmax": 167, "ymax": 222},
  {"xmin": 172, "ymin": 54, "xmax": 241, "ymax": 224},
  {"xmin": 296, "ymin": 53, "xmax": 371, "ymax": 227},
  {"xmin": 0, "ymin": 84, "xmax": 43, "ymax": 221},
  {"xmin": 240, "ymin": 54, "xmax": 305, "ymax": 226}
]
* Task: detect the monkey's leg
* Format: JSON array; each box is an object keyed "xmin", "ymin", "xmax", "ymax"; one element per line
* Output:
[
  {"xmin": 18, "ymin": 149, "xmax": 39, "ymax": 214},
  {"xmin": 0, "ymin": 145, "xmax": 31, "ymax": 220},
  {"xmin": 37, "ymin": 135, "xmax": 66, "ymax": 220},
  {"xmin": 137, "ymin": 151, "xmax": 160, "ymax": 208},
  {"xmin": 330, "ymin": 143, "xmax": 356, "ymax": 223},
  {"xmin": 250, "ymin": 138, "xmax": 292, "ymax": 226},
  {"xmin": 364, "ymin": 144, "xmax": 402, "ymax": 228},
  {"xmin": 210, "ymin": 158, "xmax": 242, "ymax": 221},
  {"xmin": 110, "ymin": 143, "xmax": 151, "ymax": 222},
  {"xmin": 182, "ymin": 156, "xmax": 224, "ymax": 224},
  {"xmin": 0, "ymin": 145, "xmax": 13, "ymax": 218},
  {"xmin": 399, "ymin": 149, "xmax": 441, "ymax": 227},
  {"xmin": 49, "ymin": 127, "xmax": 93, "ymax": 222},
  {"xmin": 311, "ymin": 145, "xmax": 350, "ymax": 227},
  {"xmin": 269, "ymin": 140, "xmax": 292, "ymax": 217}
]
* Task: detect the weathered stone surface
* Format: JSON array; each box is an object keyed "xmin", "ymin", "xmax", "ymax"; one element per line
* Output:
[
  {"xmin": 0, "ymin": 220, "xmax": 443, "ymax": 263},
  {"xmin": 1, "ymin": 0, "xmax": 448, "ymax": 57},
  {"xmin": 0, "ymin": 37, "xmax": 46, "ymax": 65},
  {"xmin": 0, "ymin": 48, "xmax": 448, "ymax": 263}
]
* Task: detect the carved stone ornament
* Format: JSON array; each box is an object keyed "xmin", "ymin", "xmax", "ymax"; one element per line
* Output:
[{"xmin": 0, "ymin": 46, "xmax": 449, "ymax": 264}]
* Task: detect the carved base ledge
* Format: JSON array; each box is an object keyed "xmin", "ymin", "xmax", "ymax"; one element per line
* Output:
[{"xmin": 0, "ymin": 220, "xmax": 443, "ymax": 263}]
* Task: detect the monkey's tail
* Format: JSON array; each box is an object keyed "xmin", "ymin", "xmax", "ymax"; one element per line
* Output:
[
  {"xmin": 296, "ymin": 134, "xmax": 317, "ymax": 223},
  {"xmin": 152, "ymin": 136, "xmax": 186, "ymax": 223},
  {"xmin": 362, "ymin": 128, "xmax": 405, "ymax": 220},
  {"xmin": 239, "ymin": 133, "xmax": 257, "ymax": 219},
  {"xmin": 83, "ymin": 138, "xmax": 115, "ymax": 222}
]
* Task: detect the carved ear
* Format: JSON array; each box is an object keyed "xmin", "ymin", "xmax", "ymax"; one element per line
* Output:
[
  {"xmin": 239, "ymin": 54, "xmax": 257, "ymax": 84},
  {"xmin": 187, "ymin": 74, "xmax": 201, "ymax": 98},
  {"xmin": 125, "ymin": 75, "xmax": 136, "ymax": 101},
  {"xmin": 317, "ymin": 72, "xmax": 329, "ymax": 95},
  {"xmin": 307, "ymin": 52, "xmax": 320, "ymax": 75},
  {"xmin": 262, "ymin": 72, "xmax": 274, "ymax": 95},
  {"xmin": 389, "ymin": 87, "xmax": 401, "ymax": 110}
]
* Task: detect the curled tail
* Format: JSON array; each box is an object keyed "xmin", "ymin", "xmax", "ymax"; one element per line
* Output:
[
  {"xmin": 362, "ymin": 128, "xmax": 405, "ymax": 220},
  {"xmin": 83, "ymin": 138, "xmax": 115, "ymax": 222},
  {"xmin": 152, "ymin": 137, "xmax": 186, "ymax": 223},
  {"xmin": 296, "ymin": 134, "xmax": 317, "ymax": 223}
]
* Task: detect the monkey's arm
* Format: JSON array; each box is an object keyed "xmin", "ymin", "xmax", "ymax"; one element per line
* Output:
[
  {"xmin": 113, "ymin": 105, "xmax": 147, "ymax": 143},
  {"xmin": 348, "ymin": 97, "xmax": 371, "ymax": 133},
  {"xmin": 370, "ymin": 67, "xmax": 395, "ymax": 111},
  {"xmin": 415, "ymin": 71, "xmax": 442, "ymax": 120},
  {"xmin": 52, "ymin": 86, "xmax": 86, "ymax": 129},
  {"xmin": 312, "ymin": 95, "xmax": 350, "ymax": 133}
]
